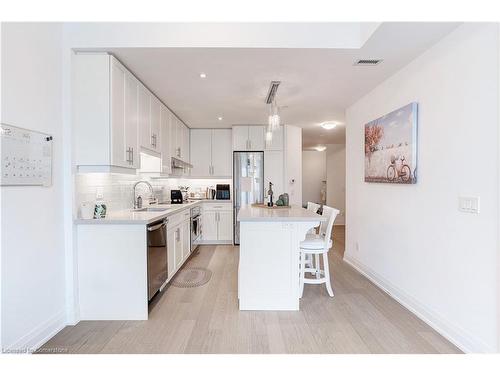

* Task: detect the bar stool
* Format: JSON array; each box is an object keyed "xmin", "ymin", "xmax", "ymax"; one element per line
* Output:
[
  {"xmin": 304, "ymin": 202, "xmax": 322, "ymax": 272},
  {"xmin": 299, "ymin": 205, "xmax": 339, "ymax": 297}
]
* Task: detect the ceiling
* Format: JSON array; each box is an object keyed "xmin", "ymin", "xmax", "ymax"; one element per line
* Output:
[{"xmin": 107, "ymin": 22, "xmax": 460, "ymax": 150}]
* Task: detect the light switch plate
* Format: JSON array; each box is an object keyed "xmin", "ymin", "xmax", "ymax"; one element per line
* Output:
[{"xmin": 459, "ymin": 196, "xmax": 480, "ymax": 213}]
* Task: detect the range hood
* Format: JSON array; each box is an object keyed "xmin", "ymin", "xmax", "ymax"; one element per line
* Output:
[{"xmin": 171, "ymin": 157, "xmax": 193, "ymax": 170}]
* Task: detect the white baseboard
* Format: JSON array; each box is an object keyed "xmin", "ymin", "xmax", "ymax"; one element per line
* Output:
[
  {"xmin": 4, "ymin": 310, "xmax": 66, "ymax": 354},
  {"xmin": 343, "ymin": 255, "xmax": 495, "ymax": 353}
]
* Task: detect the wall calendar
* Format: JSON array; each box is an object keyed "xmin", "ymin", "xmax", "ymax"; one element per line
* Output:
[{"xmin": 1, "ymin": 123, "xmax": 53, "ymax": 186}]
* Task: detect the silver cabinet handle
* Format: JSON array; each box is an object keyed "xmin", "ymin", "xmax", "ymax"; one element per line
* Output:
[{"xmin": 148, "ymin": 222, "xmax": 166, "ymax": 232}]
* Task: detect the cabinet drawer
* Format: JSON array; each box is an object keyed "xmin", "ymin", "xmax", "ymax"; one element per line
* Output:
[
  {"xmin": 203, "ymin": 202, "xmax": 232, "ymax": 211},
  {"xmin": 168, "ymin": 208, "xmax": 190, "ymax": 227}
]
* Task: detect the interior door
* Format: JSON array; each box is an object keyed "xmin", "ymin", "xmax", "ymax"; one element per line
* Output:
[{"xmin": 212, "ymin": 129, "xmax": 232, "ymax": 177}]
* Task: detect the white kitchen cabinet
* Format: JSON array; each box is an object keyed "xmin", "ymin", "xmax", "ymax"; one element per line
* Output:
[
  {"xmin": 190, "ymin": 129, "xmax": 232, "ymax": 177},
  {"xmin": 264, "ymin": 150, "xmax": 284, "ymax": 197},
  {"xmin": 124, "ymin": 73, "xmax": 139, "ymax": 168},
  {"xmin": 201, "ymin": 203, "xmax": 233, "ymax": 243},
  {"xmin": 167, "ymin": 226, "xmax": 176, "ymax": 279},
  {"xmin": 212, "ymin": 129, "xmax": 232, "ymax": 176},
  {"xmin": 149, "ymin": 96, "xmax": 161, "ymax": 152},
  {"xmin": 110, "ymin": 57, "xmax": 127, "ymax": 168},
  {"xmin": 265, "ymin": 125, "xmax": 283, "ymax": 151},
  {"xmin": 182, "ymin": 219, "xmax": 191, "ymax": 261},
  {"xmin": 182, "ymin": 125, "xmax": 190, "ymax": 163},
  {"xmin": 160, "ymin": 105, "xmax": 172, "ymax": 175},
  {"xmin": 232, "ymin": 125, "xmax": 265, "ymax": 151},
  {"xmin": 74, "ymin": 53, "xmax": 138, "ymax": 172},
  {"xmin": 190, "ymin": 129, "xmax": 212, "ymax": 176},
  {"xmin": 174, "ymin": 226, "xmax": 183, "ymax": 269},
  {"xmin": 138, "ymin": 84, "xmax": 151, "ymax": 151},
  {"xmin": 201, "ymin": 211, "xmax": 218, "ymax": 241},
  {"xmin": 217, "ymin": 211, "xmax": 233, "ymax": 241},
  {"xmin": 175, "ymin": 119, "xmax": 183, "ymax": 159},
  {"xmin": 248, "ymin": 126, "xmax": 265, "ymax": 150}
]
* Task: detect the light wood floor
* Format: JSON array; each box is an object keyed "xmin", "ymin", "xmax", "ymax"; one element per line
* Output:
[{"xmin": 41, "ymin": 227, "xmax": 460, "ymax": 354}]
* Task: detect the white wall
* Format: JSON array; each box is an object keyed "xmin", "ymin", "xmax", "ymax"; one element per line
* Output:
[
  {"xmin": 302, "ymin": 151, "xmax": 326, "ymax": 206},
  {"xmin": 345, "ymin": 23, "xmax": 499, "ymax": 353},
  {"xmin": 326, "ymin": 144, "xmax": 346, "ymax": 225},
  {"xmin": 1, "ymin": 23, "xmax": 66, "ymax": 350}
]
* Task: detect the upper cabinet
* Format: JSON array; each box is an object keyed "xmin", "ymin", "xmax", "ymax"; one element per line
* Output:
[
  {"xmin": 190, "ymin": 129, "xmax": 232, "ymax": 177},
  {"xmin": 232, "ymin": 125, "xmax": 265, "ymax": 151},
  {"xmin": 74, "ymin": 53, "xmax": 189, "ymax": 173},
  {"xmin": 74, "ymin": 53, "xmax": 139, "ymax": 172}
]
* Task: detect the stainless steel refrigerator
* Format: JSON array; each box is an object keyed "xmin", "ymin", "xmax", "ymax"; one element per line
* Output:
[{"xmin": 233, "ymin": 151, "xmax": 264, "ymax": 244}]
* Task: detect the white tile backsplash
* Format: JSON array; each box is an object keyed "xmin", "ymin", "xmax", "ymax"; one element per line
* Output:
[{"xmin": 74, "ymin": 173, "xmax": 231, "ymax": 217}]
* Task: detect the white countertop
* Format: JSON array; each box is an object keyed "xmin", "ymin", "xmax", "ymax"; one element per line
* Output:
[
  {"xmin": 237, "ymin": 205, "xmax": 326, "ymax": 222},
  {"xmin": 74, "ymin": 199, "xmax": 232, "ymax": 225}
]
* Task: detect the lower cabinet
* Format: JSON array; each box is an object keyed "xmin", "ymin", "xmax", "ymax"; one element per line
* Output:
[
  {"xmin": 201, "ymin": 203, "xmax": 233, "ymax": 243},
  {"xmin": 167, "ymin": 210, "xmax": 192, "ymax": 282}
]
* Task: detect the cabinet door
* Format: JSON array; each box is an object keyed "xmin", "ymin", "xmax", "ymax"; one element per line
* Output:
[
  {"xmin": 124, "ymin": 73, "xmax": 139, "ymax": 169},
  {"xmin": 175, "ymin": 226, "xmax": 183, "ymax": 269},
  {"xmin": 217, "ymin": 211, "xmax": 233, "ymax": 241},
  {"xmin": 232, "ymin": 126, "xmax": 249, "ymax": 151},
  {"xmin": 138, "ymin": 84, "xmax": 151, "ymax": 150},
  {"xmin": 182, "ymin": 220, "xmax": 191, "ymax": 261},
  {"xmin": 212, "ymin": 129, "xmax": 232, "ymax": 177},
  {"xmin": 167, "ymin": 226, "xmax": 176, "ymax": 279},
  {"xmin": 264, "ymin": 150, "xmax": 284, "ymax": 197},
  {"xmin": 190, "ymin": 129, "xmax": 212, "ymax": 177},
  {"xmin": 182, "ymin": 125, "xmax": 190, "ymax": 163},
  {"xmin": 110, "ymin": 57, "xmax": 127, "ymax": 168},
  {"xmin": 176, "ymin": 119, "xmax": 183, "ymax": 159},
  {"xmin": 150, "ymin": 95, "xmax": 161, "ymax": 152},
  {"xmin": 160, "ymin": 105, "xmax": 172, "ymax": 175},
  {"xmin": 265, "ymin": 125, "xmax": 283, "ymax": 151},
  {"xmin": 169, "ymin": 115, "xmax": 177, "ymax": 160},
  {"xmin": 201, "ymin": 211, "xmax": 218, "ymax": 241},
  {"xmin": 248, "ymin": 126, "xmax": 265, "ymax": 151}
]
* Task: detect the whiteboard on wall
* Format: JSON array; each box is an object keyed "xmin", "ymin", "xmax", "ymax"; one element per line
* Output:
[{"xmin": 1, "ymin": 123, "xmax": 53, "ymax": 186}]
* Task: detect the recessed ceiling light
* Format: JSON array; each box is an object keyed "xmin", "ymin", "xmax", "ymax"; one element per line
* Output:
[
  {"xmin": 199, "ymin": 73, "xmax": 207, "ymax": 79},
  {"xmin": 218, "ymin": 117, "xmax": 223, "ymax": 121},
  {"xmin": 315, "ymin": 145, "xmax": 327, "ymax": 152},
  {"xmin": 321, "ymin": 122, "xmax": 338, "ymax": 130}
]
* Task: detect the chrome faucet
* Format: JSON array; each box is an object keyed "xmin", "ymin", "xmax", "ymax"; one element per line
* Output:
[{"xmin": 132, "ymin": 181, "xmax": 157, "ymax": 209}]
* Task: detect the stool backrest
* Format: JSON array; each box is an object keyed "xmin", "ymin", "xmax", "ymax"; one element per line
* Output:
[
  {"xmin": 319, "ymin": 205, "xmax": 340, "ymax": 248},
  {"xmin": 306, "ymin": 201, "xmax": 321, "ymax": 214}
]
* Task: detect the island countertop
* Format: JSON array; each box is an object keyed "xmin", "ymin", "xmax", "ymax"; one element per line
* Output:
[{"xmin": 237, "ymin": 205, "xmax": 326, "ymax": 222}]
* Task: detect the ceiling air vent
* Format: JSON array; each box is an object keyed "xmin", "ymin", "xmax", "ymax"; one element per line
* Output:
[
  {"xmin": 354, "ymin": 59, "xmax": 383, "ymax": 66},
  {"xmin": 265, "ymin": 81, "xmax": 281, "ymax": 104}
]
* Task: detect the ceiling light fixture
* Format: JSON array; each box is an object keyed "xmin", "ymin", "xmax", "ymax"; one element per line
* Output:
[
  {"xmin": 315, "ymin": 145, "xmax": 327, "ymax": 152},
  {"xmin": 218, "ymin": 117, "xmax": 223, "ymax": 121},
  {"xmin": 321, "ymin": 122, "xmax": 338, "ymax": 130},
  {"xmin": 199, "ymin": 72, "xmax": 207, "ymax": 78}
]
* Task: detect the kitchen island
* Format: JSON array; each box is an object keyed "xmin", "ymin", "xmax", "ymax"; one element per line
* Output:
[{"xmin": 237, "ymin": 205, "xmax": 325, "ymax": 310}]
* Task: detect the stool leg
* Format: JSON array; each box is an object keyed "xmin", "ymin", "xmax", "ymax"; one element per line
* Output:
[
  {"xmin": 300, "ymin": 251, "xmax": 305, "ymax": 298},
  {"xmin": 314, "ymin": 254, "xmax": 320, "ymax": 279},
  {"xmin": 322, "ymin": 252, "xmax": 334, "ymax": 297}
]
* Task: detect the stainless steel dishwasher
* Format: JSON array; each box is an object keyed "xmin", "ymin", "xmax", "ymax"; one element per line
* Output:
[{"xmin": 147, "ymin": 218, "xmax": 168, "ymax": 301}]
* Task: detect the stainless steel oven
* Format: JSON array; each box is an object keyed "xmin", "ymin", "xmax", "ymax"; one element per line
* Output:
[
  {"xmin": 147, "ymin": 218, "xmax": 168, "ymax": 301},
  {"xmin": 190, "ymin": 206, "xmax": 202, "ymax": 252}
]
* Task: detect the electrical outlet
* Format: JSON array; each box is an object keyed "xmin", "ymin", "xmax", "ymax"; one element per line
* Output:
[
  {"xmin": 458, "ymin": 196, "xmax": 480, "ymax": 214},
  {"xmin": 96, "ymin": 186, "xmax": 104, "ymax": 200}
]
